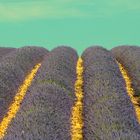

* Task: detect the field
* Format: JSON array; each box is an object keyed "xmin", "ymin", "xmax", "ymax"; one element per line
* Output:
[{"xmin": 0, "ymin": 46, "xmax": 140, "ymax": 140}]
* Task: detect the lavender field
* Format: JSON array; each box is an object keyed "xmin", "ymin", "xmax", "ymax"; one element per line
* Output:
[{"xmin": 0, "ymin": 46, "xmax": 140, "ymax": 140}]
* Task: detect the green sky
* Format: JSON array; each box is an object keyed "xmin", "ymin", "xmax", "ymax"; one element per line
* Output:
[{"xmin": 0, "ymin": 0, "xmax": 140, "ymax": 55}]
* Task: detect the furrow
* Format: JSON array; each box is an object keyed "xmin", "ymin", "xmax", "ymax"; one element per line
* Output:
[
  {"xmin": 117, "ymin": 61, "xmax": 140, "ymax": 123},
  {"xmin": 70, "ymin": 57, "xmax": 84, "ymax": 140}
]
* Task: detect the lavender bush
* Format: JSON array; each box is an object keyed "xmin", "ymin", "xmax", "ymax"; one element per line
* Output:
[
  {"xmin": 111, "ymin": 46, "xmax": 140, "ymax": 98},
  {"xmin": 0, "ymin": 46, "xmax": 49, "ymax": 121},
  {"xmin": 34, "ymin": 46, "xmax": 78, "ymax": 93},
  {"xmin": 82, "ymin": 46, "xmax": 140, "ymax": 140},
  {"xmin": 0, "ymin": 47, "xmax": 16, "ymax": 59},
  {"xmin": 4, "ymin": 46, "xmax": 78, "ymax": 140}
]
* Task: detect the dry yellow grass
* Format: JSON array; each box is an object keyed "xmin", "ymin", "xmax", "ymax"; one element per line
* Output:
[
  {"xmin": 117, "ymin": 61, "xmax": 140, "ymax": 123},
  {"xmin": 0, "ymin": 63, "xmax": 41, "ymax": 139},
  {"xmin": 70, "ymin": 57, "xmax": 84, "ymax": 140}
]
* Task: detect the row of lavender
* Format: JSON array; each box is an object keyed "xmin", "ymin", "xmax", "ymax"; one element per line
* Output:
[
  {"xmin": 3, "ymin": 47, "xmax": 78, "ymax": 140},
  {"xmin": 81, "ymin": 46, "xmax": 140, "ymax": 140},
  {"xmin": 111, "ymin": 46, "xmax": 140, "ymax": 102},
  {"xmin": 0, "ymin": 47, "xmax": 48, "ymax": 121},
  {"xmin": 0, "ymin": 47, "xmax": 16, "ymax": 59}
]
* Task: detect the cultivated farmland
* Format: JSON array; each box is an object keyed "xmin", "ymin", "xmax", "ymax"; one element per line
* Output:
[{"xmin": 0, "ymin": 45, "xmax": 140, "ymax": 140}]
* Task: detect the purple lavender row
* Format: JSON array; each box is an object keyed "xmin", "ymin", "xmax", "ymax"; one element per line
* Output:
[
  {"xmin": 34, "ymin": 46, "xmax": 78, "ymax": 93},
  {"xmin": 82, "ymin": 46, "xmax": 140, "ymax": 140},
  {"xmin": 0, "ymin": 47, "xmax": 16, "ymax": 59},
  {"xmin": 4, "ymin": 46, "xmax": 78, "ymax": 140},
  {"xmin": 0, "ymin": 46, "xmax": 49, "ymax": 121},
  {"xmin": 111, "ymin": 46, "xmax": 140, "ymax": 99}
]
